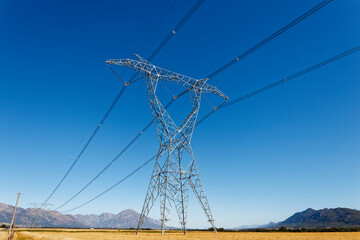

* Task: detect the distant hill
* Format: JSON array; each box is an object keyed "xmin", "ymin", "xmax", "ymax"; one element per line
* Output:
[
  {"xmin": 275, "ymin": 208, "xmax": 360, "ymax": 228},
  {"xmin": 235, "ymin": 208, "xmax": 360, "ymax": 229},
  {"xmin": 74, "ymin": 209, "xmax": 161, "ymax": 228},
  {"xmin": 0, "ymin": 203, "xmax": 86, "ymax": 228},
  {"xmin": 3, "ymin": 202, "xmax": 359, "ymax": 229},
  {"xmin": 0, "ymin": 203, "xmax": 161, "ymax": 229}
]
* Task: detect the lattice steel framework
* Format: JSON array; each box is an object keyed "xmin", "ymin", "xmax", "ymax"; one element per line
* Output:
[{"xmin": 106, "ymin": 55, "xmax": 228, "ymax": 235}]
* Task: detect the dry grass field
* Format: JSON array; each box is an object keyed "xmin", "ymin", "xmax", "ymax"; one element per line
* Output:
[{"xmin": 1, "ymin": 230, "xmax": 360, "ymax": 240}]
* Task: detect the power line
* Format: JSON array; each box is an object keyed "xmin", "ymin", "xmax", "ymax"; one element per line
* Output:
[
  {"xmin": 127, "ymin": 0, "xmax": 206, "ymax": 82},
  {"xmin": 42, "ymin": 0, "xmax": 204, "ymax": 208},
  {"xmin": 61, "ymin": 155, "xmax": 157, "ymax": 213},
  {"xmin": 54, "ymin": 90, "xmax": 189, "ymax": 210},
  {"xmin": 52, "ymin": 0, "xmax": 206, "ymax": 210},
  {"xmin": 54, "ymin": 98, "xmax": 176, "ymax": 210},
  {"xmin": 148, "ymin": 0, "xmax": 206, "ymax": 62},
  {"xmin": 40, "ymin": 85, "xmax": 127, "ymax": 208},
  {"xmin": 54, "ymin": 0, "xmax": 336, "ymax": 210},
  {"xmin": 206, "ymin": 0, "xmax": 334, "ymax": 79},
  {"xmin": 136, "ymin": 0, "xmax": 178, "ymax": 53},
  {"xmin": 61, "ymin": 45, "xmax": 360, "ymax": 213},
  {"xmin": 196, "ymin": 45, "xmax": 360, "ymax": 126}
]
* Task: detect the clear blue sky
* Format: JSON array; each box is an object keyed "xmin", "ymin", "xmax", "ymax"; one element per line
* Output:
[{"xmin": 1, "ymin": 0, "xmax": 359, "ymax": 228}]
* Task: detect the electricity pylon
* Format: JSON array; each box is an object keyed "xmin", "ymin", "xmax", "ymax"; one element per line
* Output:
[{"xmin": 106, "ymin": 55, "xmax": 228, "ymax": 235}]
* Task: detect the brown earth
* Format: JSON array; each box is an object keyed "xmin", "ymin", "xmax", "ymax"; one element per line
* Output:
[{"xmin": 1, "ymin": 230, "xmax": 360, "ymax": 240}]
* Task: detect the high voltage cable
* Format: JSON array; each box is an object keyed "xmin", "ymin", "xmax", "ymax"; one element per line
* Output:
[
  {"xmin": 222, "ymin": 46, "xmax": 360, "ymax": 108},
  {"xmin": 40, "ymin": 85, "xmax": 127, "ymax": 208},
  {"xmin": 55, "ymin": 91, "xmax": 188, "ymax": 210},
  {"xmin": 54, "ymin": 119, "xmax": 152, "ymax": 210},
  {"xmin": 196, "ymin": 45, "xmax": 360, "ymax": 126},
  {"xmin": 54, "ymin": 0, "xmax": 335, "ymax": 210},
  {"xmin": 61, "ymin": 45, "xmax": 360, "ymax": 213},
  {"xmin": 127, "ymin": 0, "xmax": 206, "ymax": 82},
  {"xmin": 136, "ymin": 0, "xmax": 178, "ymax": 53},
  {"xmin": 42, "ymin": 0, "xmax": 203, "ymax": 208},
  {"xmin": 206, "ymin": 0, "xmax": 334, "ymax": 79},
  {"xmin": 148, "ymin": 0, "xmax": 206, "ymax": 62},
  {"xmin": 49, "ymin": 0, "xmax": 207, "ymax": 210},
  {"xmin": 61, "ymin": 155, "xmax": 157, "ymax": 213},
  {"xmin": 54, "ymin": 99, "xmax": 175, "ymax": 211}
]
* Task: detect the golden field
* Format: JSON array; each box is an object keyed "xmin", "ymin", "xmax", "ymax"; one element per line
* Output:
[{"xmin": 1, "ymin": 230, "xmax": 360, "ymax": 240}]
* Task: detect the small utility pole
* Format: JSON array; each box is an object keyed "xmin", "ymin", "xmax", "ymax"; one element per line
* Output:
[{"xmin": 7, "ymin": 193, "xmax": 21, "ymax": 240}]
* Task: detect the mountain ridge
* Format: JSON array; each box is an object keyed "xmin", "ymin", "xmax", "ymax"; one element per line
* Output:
[
  {"xmin": 74, "ymin": 208, "xmax": 161, "ymax": 228},
  {"xmin": 0, "ymin": 203, "xmax": 161, "ymax": 229},
  {"xmin": 234, "ymin": 208, "xmax": 360, "ymax": 229},
  {"xmin": 2, "ymin": 203, "xmax": 360, "ymax": 229},
  {"xmin": 0, "ymin": 202, "xmax": 86, "ymax": 228},
  {"xmin": 275, "ymin": 207, "xmax": 360, "ymax": 228}
]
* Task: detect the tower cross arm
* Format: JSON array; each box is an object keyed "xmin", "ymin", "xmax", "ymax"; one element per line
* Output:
[
  {"xmin": 106, "ymin": 55, "xmax": 229, "ymax": 101},
  {"xmin": 105, "ymin": 58, "xmax": 152, "ymax": 78},
  {"xmin": 200, "ymin": 81, "xmax": 229, "ymax": 101},
  {"xmin": 106, "ymin": 57, "xmax": 202, "ymax": 91}
]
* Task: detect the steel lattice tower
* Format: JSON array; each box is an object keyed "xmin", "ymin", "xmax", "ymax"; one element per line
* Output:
[{"xmin": 106, "ymin": 55, "xmax": 228, "ymax": 235}]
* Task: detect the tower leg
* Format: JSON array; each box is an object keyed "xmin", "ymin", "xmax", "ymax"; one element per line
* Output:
[
  {"xmin": 174, "ymin": 147, "xmax": 189, "ymax": 234},
  {"xmin": 159, "ymin": 183, "xmax": 170, "ymax": 235},
  {"xmin": 159, "ymin": 153, "xmax": 173, "ymax": 236},
  {"xmin": 188, "ymin": 160, "xmax": 217, "ymax": 233},
  {"xmin": 136, "ymin": 161, "xmax": 163, "ymax": 234},
  {"xmin": 174, "ymin": 178, "xmax": 189, "ymax": 234}
]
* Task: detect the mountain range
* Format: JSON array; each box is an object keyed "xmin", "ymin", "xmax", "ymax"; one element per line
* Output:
[
  {"xmin": 274, "ymin": 207, "xmax": 360, "ymax": 228},
  {"xmin": 0, "ymin": 203, "xmax": 160, "ymax": 228},
  {"xmin": 2, "ymin": 202, "xmax": 360, "ymax": 229},
  {"xmin": 236, "ymin": 208, "xmax": 360, "ymax": 229},
  {"xmin": 74, "ymin": 209, "xmax": 161, "ymax": 228}
]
